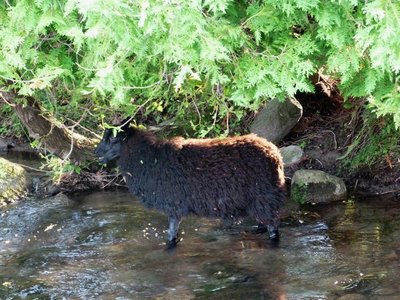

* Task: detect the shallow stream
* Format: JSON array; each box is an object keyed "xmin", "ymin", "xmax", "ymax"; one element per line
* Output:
[{"xmin": 1, "ymin": 154, "xmax": 400, "ymax": 299}]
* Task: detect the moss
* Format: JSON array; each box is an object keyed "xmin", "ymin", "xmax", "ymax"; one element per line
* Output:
[
  {"xmin": 291, "ymin": 182, "xmax": 308, "ymax": 205},
  {"xmin": 0, "ymin": 158, "xmax": 28, "ymax": 204},
  {"xmin": 291, "ymin": 170, "xmax": 347, "ymax": 204}
]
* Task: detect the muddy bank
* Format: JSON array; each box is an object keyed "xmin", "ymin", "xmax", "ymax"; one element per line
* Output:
[
  {"xmin": 1, "ymin": 135, "xmax": 399, "ymax": 199},
  {"xmin": 0, "ymin": 150, "xmax": 123, "ymax": 197},
  {"xmin": 281, "ymin": 88, "xmax": 400, "ymax": 198},
  {"xmin": 282, "ymin": 125, "xmax": 400, "ymax": 197},
  {"xmin": 1, "ymin": 92, "xmax": 399, "ymax": 198}
]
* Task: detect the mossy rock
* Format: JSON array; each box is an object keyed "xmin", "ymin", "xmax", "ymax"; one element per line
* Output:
[
  {"xmin": 0, "ymin": 157, "xmax": 28, "ymax": 205},
  {"xmin": 291, "ymin": 169, "xmax": 347, "ymax": 204}
]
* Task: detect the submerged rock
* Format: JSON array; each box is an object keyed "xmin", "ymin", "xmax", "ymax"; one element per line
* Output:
[
  {"xmin": 336, "ymin": 294, "xmax": 367, "ymax": 300},
  {"xmin": 0, "ymin": 157, "xmax": 28, "ymax": 205},
  {"xmin": 291, "ymin": 169, "xmax": 347, "ymax": 204},
  {"xmin": 250, "ymin": 97, "xmax": 303, "ymax": 143},
  {"xmin": 279, "ymin": 145, "xmax": 304, "ymax": 166}
]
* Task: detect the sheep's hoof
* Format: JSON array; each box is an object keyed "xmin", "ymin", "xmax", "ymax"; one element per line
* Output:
[
  {"xmin": 268, "ymin": 228, "xmax": 280, "ymax": 243},
  {"xmin": 269, "ymin": 231, "xmax": 279, "ymax": 240},
  {"xmin": 166, "ymin": 237, "xmax": 179, "ymax": 250}
]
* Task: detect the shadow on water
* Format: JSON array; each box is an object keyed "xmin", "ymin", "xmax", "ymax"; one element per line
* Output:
[
  {"xmin": 0, "ymin": 151, "xmax": 41, "ymax": 167},
  {"xmin": 1, "ymin": 189, "xmax": 400, "ymax": 299}
]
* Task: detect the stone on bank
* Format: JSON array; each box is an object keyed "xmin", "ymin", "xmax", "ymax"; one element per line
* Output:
[
  {"xmin": 291, "ymin": 169, "xmax": 347, "ymax": 204},
  {"xmin": 279, "ymin": 145, "xmax": 304, "ymax": 166},
  {"xmin": 0, "ymin": 157, "xmax": 28, "ymax": 205},
  {"xmin": 250, "ymin": 97, "xmax": 303, "ymax": 143}
]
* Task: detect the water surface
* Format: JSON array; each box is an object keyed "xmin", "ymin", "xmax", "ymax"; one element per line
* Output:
[{"xmin": 1, "ymin": 188, "xmax": 400, "ymax": 299}]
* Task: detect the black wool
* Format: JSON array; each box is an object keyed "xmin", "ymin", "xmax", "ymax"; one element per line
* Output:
[{"xmin": 95, "ymin": 124, "xmax": 286, "ymax": 247}]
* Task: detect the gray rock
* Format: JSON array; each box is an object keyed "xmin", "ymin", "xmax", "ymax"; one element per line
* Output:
[
  {"xmin": 279, "ymin": 145, "xmax": 304, "ymax": 166},
  {"xmin": 291, "ymin": 169, "xmax": 347, "ymax": 204},
  {"xmin": 250, "ymin": 97, "xmax": 303, "ymax": 143},
  {"xmin": 336, "ymin": 294, "xmax": 367, "ymax": 300},
  {"xmin": 0, "ymin": 139, "xmax": 8, "ymax": 151},
  {"xmin": 0, "ymin": 157, "xmax": 28, "ymax": 205}
]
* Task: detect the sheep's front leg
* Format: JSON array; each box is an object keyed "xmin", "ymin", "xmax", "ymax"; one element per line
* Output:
[
  {"xmin": 166, "ymin": 217, "xmax": 181, "ymax": 249},
  {"xmin": 252, "ymin": 223, "xmax": 279, "ymax": 242}
]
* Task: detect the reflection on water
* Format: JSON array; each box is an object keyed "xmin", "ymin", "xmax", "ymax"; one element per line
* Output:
[{"xmin": 0, "ymin": 190, "xmax": 400, "ymax": 299}]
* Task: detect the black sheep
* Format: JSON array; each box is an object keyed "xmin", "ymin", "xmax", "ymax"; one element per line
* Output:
[{"xmin": 95, "ymin": 122, "xmax": 286, "ymax": 248}]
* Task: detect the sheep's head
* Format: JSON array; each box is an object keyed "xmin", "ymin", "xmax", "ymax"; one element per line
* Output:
[{"xmin": 95, "ymin": 128, "xmax": 125, "ymax": 164}]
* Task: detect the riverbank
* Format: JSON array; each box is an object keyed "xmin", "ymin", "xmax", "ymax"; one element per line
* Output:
[
  {"xmin": 280, "ymin": 88, "xmax": 400, "ymax": 198},
  {"xmin": 1, "ymin": 128, "xmax": 399, "ymax": 201},
  {"xmin": 1, "ymin": 92, "xmax": 399, "ymax": 199}
]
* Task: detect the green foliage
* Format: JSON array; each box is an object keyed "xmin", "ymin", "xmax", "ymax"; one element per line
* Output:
[
  {"xmin": 0, "ymin": 104, "xmax": 25, "ymax": 137},
  {"xmin": 0, "ymin": 0, "xmax": 399, "ymax": 138},
  {"xmin": 340, "ymin": 112, "xmax": 400, "ymax": 170},
  {"xmin": 291, "ymin": 181, "xmax": 308, "ymax": 205},
  {"xmin": 40, "ymin": 154, "xmax": 81, "ymax": 183}
]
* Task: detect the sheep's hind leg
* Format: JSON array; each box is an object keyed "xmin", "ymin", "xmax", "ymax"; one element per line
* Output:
[
  {"xmin": 267, "ymin": 224, "xmax": 279, "ymax": 241},
  {"xmin": 252, "ymin": 223, "xmax": 279, "ymax": 241},
  {"xmin": 166, "ymin": 217, "xmax": 181, "ymax": 249}
]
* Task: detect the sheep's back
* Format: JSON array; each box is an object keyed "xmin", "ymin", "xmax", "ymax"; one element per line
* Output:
[
  {"xmin": 174, "ymin": 134, "xmax": 285, "ymax": 218},
  {"xmin": 119, "ymin": 132, "xmax": 285, "ymax": 220}
]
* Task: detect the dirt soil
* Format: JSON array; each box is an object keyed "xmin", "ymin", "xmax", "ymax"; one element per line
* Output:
[
  {"xmin": 282, "ymin": 81, "xmax": 400, "ymax": 198},
  {"xmin": 1, "ymin": 81, "xmax": 400, "ymax": 197}
]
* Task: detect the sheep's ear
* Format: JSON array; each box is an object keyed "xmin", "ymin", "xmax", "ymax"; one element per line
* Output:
[
  {"xmin": 112, "ymin": 127, "xmax": 120, "ymax": 138},
  {"xmin": 102, "ymin": 124, "xmax": 119, "ymax": 137},
  {"xmin": 119, "ymin": 117, "xmax": 132, "ymax": 129}
]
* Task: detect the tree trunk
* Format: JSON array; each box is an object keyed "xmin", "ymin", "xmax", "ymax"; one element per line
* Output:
[{"xmin": 1, "ymin": 90, "xmax": 97, "ymax": 163}]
